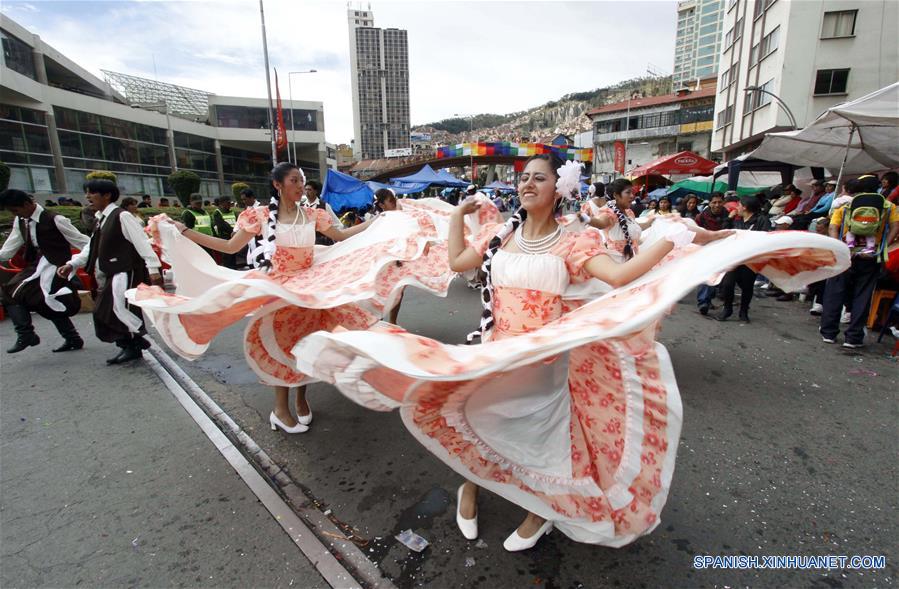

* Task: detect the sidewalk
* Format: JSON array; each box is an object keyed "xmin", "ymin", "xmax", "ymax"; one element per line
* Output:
[{"xmin": 0, "ymin": 314, "xmax": 328, "ymax": 588}]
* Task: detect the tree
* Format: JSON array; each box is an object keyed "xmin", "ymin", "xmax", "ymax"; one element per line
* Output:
[
  {"xmin": 0, "ymin": 161, "xmax": 9, "ymax": 192},
  {"xmin": 168, "ymin": 170, "xmax": 202, "ymax": 206},
  {"xmin": 231, "ymin": 182, "xmax": 250, "ymax": 199},
  {"xmin": 85, "ymin": 170, "xmax": 117, "ymax": 183}
]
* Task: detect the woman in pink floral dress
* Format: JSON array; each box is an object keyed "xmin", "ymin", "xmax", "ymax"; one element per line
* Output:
[
  {"xmin": 292, "ymin": 154, "xmax": 849, "ymax": 550},
  {"xmin": 129, "ymin": 163, "xmax": 455, "ymax": 434}
]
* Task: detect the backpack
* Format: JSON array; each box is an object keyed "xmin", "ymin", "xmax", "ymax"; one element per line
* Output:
[{"xmin": 839, "ymin": 193, "xmax": 892, "ymax": 260}]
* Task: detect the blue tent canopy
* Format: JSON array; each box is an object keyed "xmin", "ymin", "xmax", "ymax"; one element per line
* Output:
[
  {"xmin": 367, "ymin": 180, "xmax": 429, "ymax": 195},
  {"xmin": 390, "ymin": 164, "xmax": 468, "ymax": 188},
  {"xmin": 436, "ymin": 169, "xmax": 468, "ymax": 187},
  {"xmin": 483, "ymin": 180, "xmax": 515, "ymax": 192},
  {"xmin": 321, "ymin": 169, "xmax": 374, "ymax": 214}
]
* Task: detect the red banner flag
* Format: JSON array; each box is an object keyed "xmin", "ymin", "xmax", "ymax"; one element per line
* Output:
[
  {"xmin": 274, "ymin": 69, "xmax": 288, "ymax": 155},
  {"xmin": 613, "ymin": 141, "xmax": 625, "ymax": 174}
]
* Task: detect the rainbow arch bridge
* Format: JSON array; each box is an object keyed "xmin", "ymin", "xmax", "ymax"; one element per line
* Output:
[{"xmin": 350, "ymin": 142, "xmax": 594, "ymax": 182}]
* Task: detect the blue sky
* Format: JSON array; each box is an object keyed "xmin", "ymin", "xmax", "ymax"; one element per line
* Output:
[{"xmin": 2, "ymin": 0, "xmax": 678, "ymax": 144}]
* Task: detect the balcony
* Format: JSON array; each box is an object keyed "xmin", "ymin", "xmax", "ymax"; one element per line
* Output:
[{"xmin": 594, "ymin": 125, "xmax": 681, "ymax": 143}]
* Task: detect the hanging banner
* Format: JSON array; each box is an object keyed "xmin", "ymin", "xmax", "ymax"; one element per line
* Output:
[
  {"xmin": 274, "ymin": 69, "xmax": 288, "ymax": 155},
  {"xmin": 613, "ymin": 141, "xmax": 625, "ymax": 174}
]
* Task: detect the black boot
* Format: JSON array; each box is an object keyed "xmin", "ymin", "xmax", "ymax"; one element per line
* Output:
[
  {"xmin": 715, "ymin": 306, "xmax": 733, "ymax": 322},
  {"xmin": 5, "ymin": 305, "xmax": 40, "ymax": 353},
  {"xmin": 739, "ymin": 309, "xmax": 751, "ymax": 323},
  {"xmin": 50, "ymin": 316, "xmax": 84, "ymax": 352},
  {"xmin": 107, "ymin": 345, "xmax": 142, "ymax": 365}
]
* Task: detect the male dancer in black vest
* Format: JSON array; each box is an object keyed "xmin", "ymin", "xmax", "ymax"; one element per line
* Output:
[
  {"xmin": 1, "ymin": 189, "xmax": 89, "ymax": 353},
  {"xmin": 57, "ymin": 179, "xmax": 162, "ymax": 365}
]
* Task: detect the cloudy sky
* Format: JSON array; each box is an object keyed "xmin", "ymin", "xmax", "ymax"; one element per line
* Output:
[{"xmin": 2, "ymin": 0, "xmax": 677, "ymax": 144}]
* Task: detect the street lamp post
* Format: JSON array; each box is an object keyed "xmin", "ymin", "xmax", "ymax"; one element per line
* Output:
[
  {"xmin": 743, "ymin": 86, "xmax": 799, "ymax": 130},
  {"xmin": 288, "ymin": 70, "xmax": 317, "ymax": 165},
  {"xmin": 622, "ymin": 94, "xmax": 632, "ymax": 179},
  {"xmin": 258, "ymin": 0, "xmax": 277, "ymax": 166}
]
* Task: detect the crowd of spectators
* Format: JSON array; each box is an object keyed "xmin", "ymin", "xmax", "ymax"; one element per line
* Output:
[{"xmin": 600, "ymin": 173, "xmax": 898, "ymax": 347}]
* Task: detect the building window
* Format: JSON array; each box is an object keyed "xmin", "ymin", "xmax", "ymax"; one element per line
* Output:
[
  {"xmin": 754, "ymin": 0, "xmax": 775, "ymax": 20},
  {"xmin": 749, "ymin": 26, "xmax": 779, "ymax": 67},
  {"xmin": 735, "ymin": 17, "xmax": 744, "ymax": 40},
  {"xmin": 743, "ymin": 79, "xmax": 774, "ymax": 114},
  {"xmin": 821, "ymin": 10, "xmax": 857, "ymax": 39},
  {"xmin": 1, "ymin": 29, "xmax": 37, "ymax": 80},
  {"xmin": 724, "ymin": 27, "xmax": 734, "ymax": 47},
  {"xmin": 716, "ymin": 105, "xmax": 734, "ymax": 129},
  {"xmin": 814, "ymin": 69, "xmax": 850, "ymax": 95}
]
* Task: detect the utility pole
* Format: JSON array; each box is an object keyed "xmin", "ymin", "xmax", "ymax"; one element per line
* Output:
[{"xmin": 259, "ymin": 0, "xmax": 277, "ymax": 165}]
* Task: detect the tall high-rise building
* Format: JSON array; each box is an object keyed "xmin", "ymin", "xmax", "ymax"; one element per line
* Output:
[
  {"xmin": 711, "ymin": 0, "xmax": 898, "ymax": 159},
  {"xmin": 673, "ymin": 0, "xmax": 725, "ymax": 89},
  {"xmin": 347, "ymin": 7, "xmax": 410, "ymax": 160}
]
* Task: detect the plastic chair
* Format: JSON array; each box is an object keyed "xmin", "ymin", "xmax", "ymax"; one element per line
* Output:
[
  {"xmin": 876, "ymin": 291, "xmax": 899, "ymax": 343},
  {"xmin": 867, "ymin": 288, "xmax": 897, "ymax": 329}
]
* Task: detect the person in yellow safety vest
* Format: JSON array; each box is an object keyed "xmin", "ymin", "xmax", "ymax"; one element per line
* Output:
[
  {"xmin": 180, "ymin": 194, "xmax": 212, "ymax": 235},
  {"xmin": 211, "ymin": 196, "xmax": 239, "ymax": 269}
]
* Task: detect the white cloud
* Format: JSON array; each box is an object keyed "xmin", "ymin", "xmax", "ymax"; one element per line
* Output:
[{"xmin": 2, "ymin": 0, "xmax": 677, "ymax": 144}]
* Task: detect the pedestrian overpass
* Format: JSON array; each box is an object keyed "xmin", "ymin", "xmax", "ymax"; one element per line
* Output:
[{"xmin": 350, "ymin": 142, "xmax": 594, "ymax": 182}]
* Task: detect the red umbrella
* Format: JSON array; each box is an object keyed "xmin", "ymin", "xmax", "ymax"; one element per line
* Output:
[{"xmin": 627, "ymin": 151, "xmax": 717, "ymax": 178}]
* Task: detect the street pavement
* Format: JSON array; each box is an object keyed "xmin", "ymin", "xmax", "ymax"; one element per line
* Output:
[
  {"xmin": 1, "ymin": 281, "xmax": 896, "ymax": 588},
  {"xmin": 157, "ymin": 279, "xmax": 898, "ymax": 588},
  {"xmin": 0, "ymin": 317, "xmax": 328, "ymax": 589}
]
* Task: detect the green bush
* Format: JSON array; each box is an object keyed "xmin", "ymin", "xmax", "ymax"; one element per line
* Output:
[
  {"xmin": 85, "ymin": 170, "xmax": 118, "ymax": 183},
  {"xmin": 231, "ymin": 182, "xmax": 250, "ymax": 199},
  {"xmin": 0, "ymin": 161, "xmax": 10, "ymax": 192},
  {"xmin": 168, "ymin": 170, "xmax": 202, "ymax": 206}
]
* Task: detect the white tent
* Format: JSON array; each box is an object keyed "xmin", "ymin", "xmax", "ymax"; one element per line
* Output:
[{"xmin": 750, "ymin": 82, "xmax": 899, "ymax": 179}]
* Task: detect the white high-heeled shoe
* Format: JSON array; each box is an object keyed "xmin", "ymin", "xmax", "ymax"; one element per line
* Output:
[
  {"xmin": 296, "ymin": 408, "xmax": 313, "ymax": 426},
  {"xmin": 456, "ymin": 484, "xmax": 478, "ymax": 540},
  {"xmin": 503, "ymin": 520, "xmax": 552, "ymax": 552},
  {"xmin": 269, "ymin": 412, "xmax": 309, "ymax": 434}
]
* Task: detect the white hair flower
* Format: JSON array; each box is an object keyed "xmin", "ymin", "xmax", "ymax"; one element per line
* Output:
[{"xmin": 555, "ymin": 160, "xmax": 583, "ymax": 200}]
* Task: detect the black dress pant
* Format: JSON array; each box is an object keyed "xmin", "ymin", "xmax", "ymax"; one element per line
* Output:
[
  {"xmin": 820, "ymin": 257, "xmax": 880, "ymax": 344},
  {"xmin": 719, "ymin": 265, "xmax": 757, "ymax": 314}
]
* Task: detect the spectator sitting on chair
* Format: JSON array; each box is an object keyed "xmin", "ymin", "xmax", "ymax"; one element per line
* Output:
[
  {"xmin": 677, "ymin": 194, "xmax": 701, "ymax": 220},
  {"xmin": 696, "ymin": 193, "xmax": 732, "ymax": 231},
  {"xmin": 769, "ymin": 184, "xmax": 801, "ymax": 216},
  {"xmin": 715, "ymin": 194, "xmax": 772, "ymax": 323},
  {"xmin": 158, "ymin": 197, "xmax": 171, "ymax": 207},
  {"xmin": 819, "ymin": 176, "xmax": 899, "ymax": 348},
  {"xmin": 137, "ymin": 194, "xmax": 153, "ymax": 208}
]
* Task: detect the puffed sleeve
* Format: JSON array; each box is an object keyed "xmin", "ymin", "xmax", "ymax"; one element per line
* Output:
[
  {"xmin": 595, "ymin": 206, "xmax": 616, "ymax": 223},
  {"xmin": 467, "ymin": 222, "xmax": 504, "ymax": 256},
  {"xmin": 565, "ymin": 228, "xmax": 608, "ymax": 282},
  {"xmin": 309, "ymin": 207, "xmax": 334, "ymax": 232},
  {"xmin": 236, "ymin": 207, "xmax": 266, "ymax": 235}
]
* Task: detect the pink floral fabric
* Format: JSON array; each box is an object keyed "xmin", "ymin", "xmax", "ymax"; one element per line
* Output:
[
  {"xmin": 293, "ymin": 228, "xmax": 851, "ymax": 546},
  {"xmin": 130, "ymin": 209, "xmax": 453, "ymax": 385}
]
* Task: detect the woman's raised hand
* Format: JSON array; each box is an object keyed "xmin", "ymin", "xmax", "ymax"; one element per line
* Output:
[{"xmin": 456, "ymin": 197, "xmax": 483, "ymax": 216}]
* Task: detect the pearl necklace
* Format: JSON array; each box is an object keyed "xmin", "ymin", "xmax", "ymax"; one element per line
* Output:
[{"xmin": 514, "ymin": 224, "xmax": 562, "ymax": 255}]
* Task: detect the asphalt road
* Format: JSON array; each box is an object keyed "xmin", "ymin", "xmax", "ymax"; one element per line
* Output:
[
  {"xmin": 159, "ymin": 279, "xmax": 898, "ymax": 589},
  {"xmin": 0, "ymin": 319, "xmax": 328, "ymax": 589}
]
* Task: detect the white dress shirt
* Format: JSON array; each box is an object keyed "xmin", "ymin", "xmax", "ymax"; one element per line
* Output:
[
  {"xmin": 68, "ymin": 203, "xmax": 161, "ymax": 272},
  {"xmin": 0, "ymin": 204, "xmax": 89, "ymax": 262}
]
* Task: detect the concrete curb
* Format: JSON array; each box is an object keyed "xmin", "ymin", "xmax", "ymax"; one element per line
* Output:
[{"xmin": 146, "ymin": 341, "xmax": 396, "ymax": 589}]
